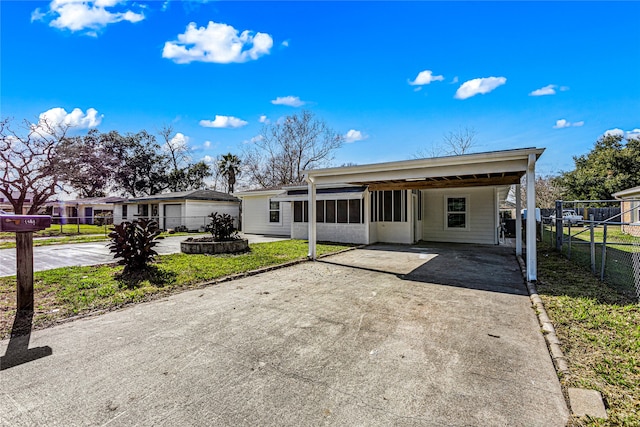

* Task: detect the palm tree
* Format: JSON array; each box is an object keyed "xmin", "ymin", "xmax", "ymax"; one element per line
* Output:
[{"xmin": 218, "ymin": 153, "xmax": 241, "ymax": 193}]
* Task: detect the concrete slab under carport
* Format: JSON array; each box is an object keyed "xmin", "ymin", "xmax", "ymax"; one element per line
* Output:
[{"xmin": 0, "ymin": 244, "xmax": 568, "ymax": 426}]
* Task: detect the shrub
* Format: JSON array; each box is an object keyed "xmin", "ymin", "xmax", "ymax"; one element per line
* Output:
[
  {"xmin": 108, "ymin": 219, "xmax": 161, "ymax": 274},
  {"xmin": 206, "ymin": 212, "xmax": 238, "ymax": 241}
]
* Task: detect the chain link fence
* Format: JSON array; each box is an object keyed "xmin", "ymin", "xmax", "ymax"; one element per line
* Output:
[{"xmin": 541, "ymin": 200, "xmax": 640, "ymax": 301}]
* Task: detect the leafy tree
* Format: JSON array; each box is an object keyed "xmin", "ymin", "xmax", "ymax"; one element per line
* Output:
[
  {"xmin": 218, "ymin": 153, "xmax": 241, "ymax": 193},
  {"xmin": 105, "ymin": 130, "xmax": 171, "ymax": 197},
  {"xmin": 55, "ymin": 129, "xmax": 119, "ymax": 198},
  {"xmin": 0, "ymin": 117, "xmax": 71, "ymax": 214},
  {"xmin": 554, "ymin": 134, "xmax": 640, "ymax": 201},
  {"xmin": 243, "ymin": 110, "xmax": 344, "ymax": 188}
]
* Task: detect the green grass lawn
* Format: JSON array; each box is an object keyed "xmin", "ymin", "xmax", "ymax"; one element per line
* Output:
[
  {"xmin": 0, "ymin": 240, "xmax": 351, "ymax": 340},
  {"xmin": 537, "ymin": 243, "xmax": 639, "ymax": 426}
]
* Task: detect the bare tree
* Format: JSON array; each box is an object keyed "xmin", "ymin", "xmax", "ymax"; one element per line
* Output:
[
  {"xmin": 243, "ymin": 110, "xmax": 344, "ymax": 188},
  {"xmin": 0, "ymin": 117, "xmax": 71, "ymax": 214},
  {"xmin": 416, "ymin": 126, "xmax": 477, "ymax": 158}
]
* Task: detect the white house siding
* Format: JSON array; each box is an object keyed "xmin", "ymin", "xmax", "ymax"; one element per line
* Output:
[
  {"xmin": 241, "ymin": 197, "xmax": 291, "ymax": 236},
  {"xmin": 374, "ymin": 222, "xmax": 413, "ymax": 244},
  {"xmin": 292, "ymin": 222, "xmax": 368, "ymax": 244},
  {"xmin": 421, "ymin": 187, "xmax": 497, "ymax": 245},
  {"xmin": 185, "ymin": 200, "xmax": 240, "ymax": 231}
]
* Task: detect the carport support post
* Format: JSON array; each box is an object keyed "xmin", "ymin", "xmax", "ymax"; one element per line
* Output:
[
  {"xmin": 526, "ymin": 154, "xmax": 537, "ymax": 282},
  {"xmin": 307, "ymin": 178, "xmax": 317, "ymax": 260},
  {"xmin": 16, "ymin": 232, "xmax": 35, "ymax": 311},
  {"xmin": 515, "ymin": 184, "xmax": 522, "ymax": 256}
]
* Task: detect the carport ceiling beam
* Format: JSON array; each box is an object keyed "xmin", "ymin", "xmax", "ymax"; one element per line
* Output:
[{"xmin": 363, "ymin": 175, "xmax": 522, "ymax": 191}]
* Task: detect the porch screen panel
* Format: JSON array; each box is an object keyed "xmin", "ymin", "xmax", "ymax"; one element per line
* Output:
[
  {"xmin": 326, "ymin": 200, "xmax": 336, "ymax": 223},
  {"xmin": 349, "ymin": 199, "xmax": 361, "ymax": 223},
  {"xmin": 337, "ymin": 200, "xmax": 348, "ymax": 223}
]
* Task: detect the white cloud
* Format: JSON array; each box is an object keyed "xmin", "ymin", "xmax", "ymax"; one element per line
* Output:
[
  {"xmin": 203, "ymin": 140, "xmax": 212, "ymax": 148},
  {"xmin": 281, "ymin": 40, "xmax": 289, "ymax": 47},
  {"xmin": 243, "ymin": 134, "xmax": 264, "ymax": 144},
  {"xmin": 627, "ymin": 128, "xmax": 640, "ymax": 139},
  {"xmin": 559, "ymin": 86, "xmax": 570, "ymax": 92},
  {"xmin": 408, "ymin": 70, "xmax": 444, "ymax": 86},
  {"xmin": 37, "ymin": 107, "xmax": 102, "ymax": 129},
  {"xmin": 451, "ymin": 76, "xmax": 459, "ymax": 84},
  {"xmin": 168, "ymin": 132, "xmax": 189, "ymax": 150},
  {"xmin": 344, "ymin": 129, "xmax": 367, "ymax": 143},
  {"xmin": 163, "ymin": 21, "xmax": 273, "ymax": 64},
  {"xmin": 604, "ymin": 128, "xmax": 640, "ymax": 138},
  {"xmin": 553, "ymin": 119, "xmax": 571, "ymax": 129},
  {"xmin": 271, "ymin": 96, "xmax": 305, "ymax": 107},
  {"xmin": 554, "ymin": 119, "xmax": 584, "ymax": 129},
  {"xmin": 259, "ymin": 115, "xmax": 270, "ymax": 124},
  {"xmin": 454, "ymin": 76, "xmax": 507, "ymax": 100},
  {"xmin": 203, "ymin": 155, "xmax": 214, "ymax": 163},
  {"xmin": 32, "ymin": 0, "xmax": 145, "ymax": 34},
  {"xmin": 199, "ymin": 115, "xmax": 248, "ymax": 128},
  {"xmin": 529, "ymin": 84, "xmax": 557, "ymax": 96},
  {"xmin": 604, "ymin": 128, "xmax": 624, "ymax": 136}
]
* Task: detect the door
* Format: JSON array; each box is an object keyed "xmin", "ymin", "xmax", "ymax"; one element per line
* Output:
[
  {"xmin": 164, "ymin": 204, "xmax": 182, "ymax": 230},
  {"xmin": 84, "ymin": 207, "xmax": 93, "ymax": 225}
]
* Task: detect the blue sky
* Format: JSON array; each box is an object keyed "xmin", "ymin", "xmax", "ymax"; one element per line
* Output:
[{"xmin": 2, "ymin": 1, "xmax": 639, "ymax": 181}]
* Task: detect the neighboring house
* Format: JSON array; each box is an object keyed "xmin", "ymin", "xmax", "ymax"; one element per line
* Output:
[
  {"xmin": 0, "ymin": 192, "xmax": 35, "ymax": 214},
  {"xmin": 112, "ymin": 190, "xmax": 240, "ymax": 231},
  {"xmin": 613, "ymin": 186, "xmax": 640, "ymax": 237},
  {"xmin": 48, "ymin": 196, "xmax": 127, "ymax": 225},
  {"xmin": 233, "ymin": 187, "xmax": 292, "ymax": 237},
  {"xmin": 237, "ymin": 147, "xmax": 544, "ymax": 281}
]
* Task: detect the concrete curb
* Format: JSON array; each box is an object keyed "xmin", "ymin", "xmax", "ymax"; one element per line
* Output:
[{"xmin": 516, "ymin": 255, "xmax": 570, "ymax": 376}]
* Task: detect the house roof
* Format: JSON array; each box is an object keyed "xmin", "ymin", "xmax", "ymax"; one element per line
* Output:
[
  {"xmin": 612, "ymin": 186, "xmax": 640, "ymax": 199},
  {"xmin": 303, "ymin": 147, "xmax": 545, "ymax": 191},
  {"xmin": 49, "ymin": 196, "xmax": 127, "ymax": 205},
  {"xmin": 127, "ymin": 189, "xmax": 239, "ymax": 203}
]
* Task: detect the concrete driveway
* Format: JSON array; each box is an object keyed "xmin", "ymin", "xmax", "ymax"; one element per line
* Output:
[
  {"xmin": 0, "ymin": 243, "xmax": 568, "ymax": 426},
  {"xmin": 0, "ymin": 233, "xmax": 287, "ymax": 277}
]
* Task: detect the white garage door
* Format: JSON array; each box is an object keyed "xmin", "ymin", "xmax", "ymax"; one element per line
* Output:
[{"xmin": 164, "ymin": 204, "xmax": 182, "ymax": 230}]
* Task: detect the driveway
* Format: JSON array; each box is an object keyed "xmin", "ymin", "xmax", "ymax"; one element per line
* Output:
[
  {"xmin": 0, "ymin": 233, "xmax": 287, "ymax": 277},
  {"xmin": 0, "ymin": 243, "xmax": 569, "ymax": 426}
]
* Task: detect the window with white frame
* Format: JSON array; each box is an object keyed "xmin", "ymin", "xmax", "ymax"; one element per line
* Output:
[
  {"xmin": 631, "ymin": 200, "xmax": 639, "ymax": 223},
  {"xmin": 446, "ymin": 196, "xmax": 468, "ymax": 229},
  {"xmin": 269, "ymin": 200, "xmax": 280, "ymax": 223}
]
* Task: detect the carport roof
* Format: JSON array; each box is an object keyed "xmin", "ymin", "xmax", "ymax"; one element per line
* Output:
[{"xmin": 304, "ymin": 147, "xmax": 544, "ymax": 191}]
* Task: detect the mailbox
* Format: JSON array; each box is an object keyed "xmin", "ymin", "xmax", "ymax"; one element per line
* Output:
[{"xmin": 0, "ymin": 214, "xmax": 52, "ymax": 232}]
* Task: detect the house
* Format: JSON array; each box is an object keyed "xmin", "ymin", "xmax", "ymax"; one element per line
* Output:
[
  {"xmin": 237, "ymin": 147, "xmax": 543, "ymax": 281},
  {"xmin": 613, "ymin": 186, "xmax": 640, "ymax": 237},
  {"xmin": 112, "ymin": 189, "xmax": 240, "ymax": 231},
  {"xmin": 0, "ymin": 192, "xmax": 35, "ymax": 214},
  {"xmin": 48, "ymin": 196, "xmax": 127, "ymax": 225}
]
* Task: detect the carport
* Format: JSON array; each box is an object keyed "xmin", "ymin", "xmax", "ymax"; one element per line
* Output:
[{"xmin": 303, "ymin": 148, "xmax": 544, "ymax": 281}]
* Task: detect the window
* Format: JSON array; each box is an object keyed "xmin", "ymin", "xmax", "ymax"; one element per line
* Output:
[
  {"xmin": 293, "ymin": 201, "xmax": 308, "ymax": 222},
  {"xmin": 316, "ymin": 200, "xmax": 324, "ymax": 223},
  {"xmin": 269, "ymin": 200, "xmax": 280, "ymax": 223},
  {"xmin": 138, "ymin": 204, "xmax": 149, "ymax": 216},
  {"xmin": 349, "ymin": 199, "xmax": 361, "ymax": 223},
  {"xmin": 325, "ymin": 200, "xmax": 336, "ymax": 223},
  {"xmin": 372, "ymin": 190, "xmax": 407, "ymax": 222},
  {"xmin": 293, "ymin": 199, "xmax": 362, "ymax": 224},
  {"xmin": 122, "ymin": 205, "xmax": 128, "ymax": 218},
  {"xmin": 446, "ymin": 196, "xmax": 468, "ymax": 229},
  {"xmin": 631, "ymin": 200, "xmax": 640, "ymax": 223}
]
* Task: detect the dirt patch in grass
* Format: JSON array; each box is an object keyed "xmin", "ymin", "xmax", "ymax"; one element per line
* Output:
[{"xmin": 537, "ymin": 243, "xmax": 639, "ymax": 426}]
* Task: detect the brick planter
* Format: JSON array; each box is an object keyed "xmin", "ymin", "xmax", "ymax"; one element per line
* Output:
[{"xmin": 180, "ymin": 238, "xmax": 249, "ymax": 254}]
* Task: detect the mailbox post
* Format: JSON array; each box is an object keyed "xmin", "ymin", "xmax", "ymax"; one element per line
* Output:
[{"xmin": 0, "ymin": 213, "xmax": 52, "ymax": 311}]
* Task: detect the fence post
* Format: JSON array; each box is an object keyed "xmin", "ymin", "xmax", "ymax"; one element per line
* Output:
[
  {"xmin": 567, "ymin": 222, "xmax": 572, "ymax": 260},
  {"xmin": 600, "ymin": 224, "xmax": 608, "ymax": 281},
  {"xmin": 590, "ymin": 214, "xmax": 596, "ymax": 274},
  {"xmin": 555, "ymin": 200, "xmax": 563, "ymax": 250}
]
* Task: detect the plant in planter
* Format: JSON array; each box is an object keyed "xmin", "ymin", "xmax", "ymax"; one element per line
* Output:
[
  {"xmin": 206, "ymin": 212, "xmax": 238, "ymax": 241},
  {"xmin": 181, "ymin": 212, "xmax": 248, "ymax": 254}
]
